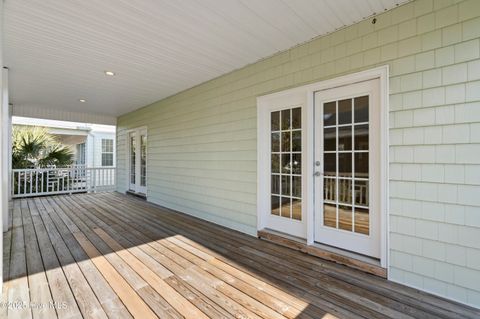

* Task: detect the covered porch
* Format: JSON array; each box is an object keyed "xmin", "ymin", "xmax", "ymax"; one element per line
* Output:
[
  {"xmin": 1, "ymin": 0, "xmax": 480, "ymax": 315},
  {"xmin": 3, "ymin": 192, "xmax": 479, "ymax": 319}
]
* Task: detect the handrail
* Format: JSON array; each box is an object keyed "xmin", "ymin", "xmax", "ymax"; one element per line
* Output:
[{"xmin": 11, "ymin": 167, "xmax": 116, "ymax": 198}]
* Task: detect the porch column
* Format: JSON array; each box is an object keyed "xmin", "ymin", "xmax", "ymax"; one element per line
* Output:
[
  {"xmin": 1, "ymin": 67, "xmax": 8, "ymax": 233},
  {"xmin": 0, "ymin": 0, "xmax": 5, "ymax": 292}
]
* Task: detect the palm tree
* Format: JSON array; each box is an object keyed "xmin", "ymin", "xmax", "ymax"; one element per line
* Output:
[{"xmin": 12, "ymin": 126, "xmax": 74, "ymax": 169}]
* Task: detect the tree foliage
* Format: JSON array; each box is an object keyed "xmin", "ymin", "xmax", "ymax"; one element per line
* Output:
[{"xmin": 12, "ymin": 126, "xmax": 74, "ymax": 169}]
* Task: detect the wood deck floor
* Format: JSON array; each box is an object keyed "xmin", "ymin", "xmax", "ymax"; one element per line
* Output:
[{"xmin": 2, "ymin": 193, "xmax": 479, "ymax": 319}]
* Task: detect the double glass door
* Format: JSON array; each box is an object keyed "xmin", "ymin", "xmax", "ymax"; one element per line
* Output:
[
  {"xmin": 260, "ymin": 75, "xmax": 383, "ymax": 259},
  {"xmin": 129, "ymin": 128, "xmax": 147, "ymax": 195}
]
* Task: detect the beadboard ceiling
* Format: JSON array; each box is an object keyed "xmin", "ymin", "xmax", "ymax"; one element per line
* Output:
[{"xmin": 4, "ymin": 0, "xmax": 409, "ymax": 119}]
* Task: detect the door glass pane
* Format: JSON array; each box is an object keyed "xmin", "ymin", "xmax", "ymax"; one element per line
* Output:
[
  {"xmin": 355, "ymin": 208, "xmax": 369, "ymax": 235},
  {"xmin": 338, "ymin": 179, "xmax": 352, "ymax": 205},
  {"xmin": 323, "ymin": 102, "xmax": 336, "ymax": 126},
  {"xmin": 270, "ymin": 108, "xmax": 302, "ymax": 221},
  {"xmin": 354, "ymin": 153, "xmax": 369, "ymax": 178},
  {"xmin": 130, "ymin": 135, "xmax": 136, "ymax": 186},
  {"xmin": 292, "ymin": 154, "xmax": 301, "ymax": 174},
  {"xmin": 281, "ymin": 175, "xmax": 290, "ymax": 196},
  {"xmin": 281, "ymin": 132, "xmax": 291, "ymax": 152},
  {"xmin": 280, "ymin": 197, "xmax": 291, "ymax": 218},
  {"xmin": 281, "ymin": 154, "xmax": 291, "ymax": 174},
  {"xmin": 354, "ymin": 96, "xmax": 369, "ymax": 123},
  {"xmin": 324, "ymin": 178, "xmax": 336, "ymax": 202},
  {"xmin": 292, "ymin": 107, "xmax": 301, "ymax": 129},
  {"xmin": 281, "ymin": 109, "xmax": 291, "ymax": 130},
  {"xmin": 292, "ymin": 198, "xmax": 302, "ymax": 220},
  {"xmin": 271, "ymin": 154, "xmax": 280, "ymax": 173},
  {"xmin": 338, "ymin": 99, "xmax": 352, "ymax": 124},
  {"xmin": 271, "ymin": 133, "xmax": 280, "ymax": 152},
  {"xmin": 271, "ymin": 175, "xmax": 280, "ymax": 194},
  {"xmin": 338, "ymin": 126, "xmax": 352, "ymax": 151},
  {"xmin": 323, "ymin": 203, "xmax": 336, "ymax": 228},
  {"xmin": 271, "ymin": 111, "xmax": 280, "ymax": 131},
  {"xmin": 271, "ymin": 196, "xmax": 280, "ymax": 215},
  {"xmin": 338, "ymin": 205, "xmax": 352, "ymax": 231},
  {"xmin": 338, "ymin": 153, "xmax": 352, "ymax": 177},
  {"xmin": 354, "ymin": 124, "xmax": 369, "ymax": 150},
  {"xmin": 355, "ymin": 180, "xmax": 369, "ymax": 206},
  {"xmin": 324, "ymin": 128, "xmax": 336, "ymax": 151},
  {"xmin": 292, "ymin": 131, "xmax": 301, "ymax": 151},
  {"xmin": 324, "ymin": 154, "xmax": 336, "ymax": 177},
  {"xmin": 140, "ymin": 135, "xmax": 147, "ymax": 187},
  {"xmin": 322, "ymin": 95, "xmax": 370, "ymax": 235},
  {"xmin": 292, "ymin": 176, "xmax": 301, "ymax": 197}
]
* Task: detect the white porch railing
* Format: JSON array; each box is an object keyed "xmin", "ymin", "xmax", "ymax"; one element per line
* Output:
[{"xmin": 11, "ymin": 167, "xmax": 116, "ymax": 198}]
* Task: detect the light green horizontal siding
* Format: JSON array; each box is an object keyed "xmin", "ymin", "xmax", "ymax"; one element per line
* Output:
[{"xmin": 117, "ymin": 0, "xmax": 480, "ymax": 308}]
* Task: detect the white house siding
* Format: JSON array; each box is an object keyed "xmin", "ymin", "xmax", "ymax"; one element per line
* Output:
[
  {"xmin": 117, "ymin": 0, "xmax": 480, "ymax": 307},
  {"xmin": 85, "ymin": 132, "xmax": 116, "ymax": 168}
]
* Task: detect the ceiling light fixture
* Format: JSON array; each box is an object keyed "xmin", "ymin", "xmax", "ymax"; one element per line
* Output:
[
  {"xmin": 79, "ymin": 99, "xmax": 86, "ymax": 103},
  {"xmin": 104, "ymin": 71, "xmax": 115, "ymax": 76}
]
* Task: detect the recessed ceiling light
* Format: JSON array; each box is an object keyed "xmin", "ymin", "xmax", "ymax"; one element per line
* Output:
[
  {"xmin": 79, "ymin": 99, "xmax": 86, "ymax": 103},
  {"xmin": 104, "ymin": 71, "xmax": 115, "ymax": 76}
]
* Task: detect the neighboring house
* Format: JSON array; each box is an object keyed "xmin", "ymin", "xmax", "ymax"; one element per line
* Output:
[
  {"xmin": 12, "ymin": 117, "xmax": 116, "ymax": 168},
  {"xmin": 83, "ymin": 130, "xmax": 116, "ymax": 168}
]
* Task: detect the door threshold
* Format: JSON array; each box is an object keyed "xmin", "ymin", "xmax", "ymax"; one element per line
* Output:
[
  {"xmin": 258, "ymin": 229, "xmax": 387, "ymax": 278},
  {"xmin": 126, "ymin": 190, "xmax": 147, "ymax": 200}
]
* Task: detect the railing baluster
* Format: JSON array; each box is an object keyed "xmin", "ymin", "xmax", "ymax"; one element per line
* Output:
[
  {"xmin": 94, "ymin": 168, "xmax": 97, "ymax": 191},
  {"xmin": 23, "ymin": 171, "xmax": 27, "ymax": 195},
  {"xmin": 86, "ymin": 168, "xmax": 90, "ymax": 192},
  {"xmin": 74, "ymin": 168, "xmax": 77, "ymax": 191}
]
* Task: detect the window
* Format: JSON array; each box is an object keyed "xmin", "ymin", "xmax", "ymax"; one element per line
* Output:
[
  {"xmin": 76, "ymin": 143, "xmax": 86, "ymax": 165},
  {"xmin": 101, "ymin": 139, "xmax": 114, "ymax": 166}
]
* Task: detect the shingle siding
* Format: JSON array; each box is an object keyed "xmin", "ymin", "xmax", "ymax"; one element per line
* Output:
[{"xmin": 117, "ymin": 0, "xmax": 480, "ymax": 308}]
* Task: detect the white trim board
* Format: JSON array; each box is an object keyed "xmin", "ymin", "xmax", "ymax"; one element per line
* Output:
[
  {"xmin": 257, "ymin": 65, "xmax": 389, "ymax": 269},
  {"xmin": 12, "ymin": 105, "xmax": 117, "ymax": 125}
]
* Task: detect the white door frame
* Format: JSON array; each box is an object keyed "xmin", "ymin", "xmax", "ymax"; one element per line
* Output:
[
  {"xmin": 126, "ymin": 126, "xmax": 148, "ymax": 195},
  {"xmin": 257, "ymin": 66, "xmax": 389, "ymax": 268}
]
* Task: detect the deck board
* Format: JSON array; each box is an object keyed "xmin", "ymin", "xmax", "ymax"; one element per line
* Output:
[{"xmin": 1, "ymin": 193, "xmax": 479, "ymax": 319}]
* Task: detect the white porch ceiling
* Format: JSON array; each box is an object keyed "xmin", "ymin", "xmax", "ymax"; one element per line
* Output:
[{"xmin": 4, "ymin": 0, "xmax": 409, "ymax": 119}]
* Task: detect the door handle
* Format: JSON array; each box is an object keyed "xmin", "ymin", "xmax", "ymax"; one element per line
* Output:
[{"xmin": 314, "ymin": 171, "xmax": 323, "ymax": 177}]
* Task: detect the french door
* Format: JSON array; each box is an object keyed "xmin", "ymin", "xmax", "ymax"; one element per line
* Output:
[
  {"xmin": 314, "ymin": 79, "xmax": 381, "ymax": 258},
  {"xmin": 128, "ymin": 128, "xmax": 147, "ymax": 195},
  {"xmin": 267, "ymin": 106, "xmax": 306, "ymax": 238}
]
